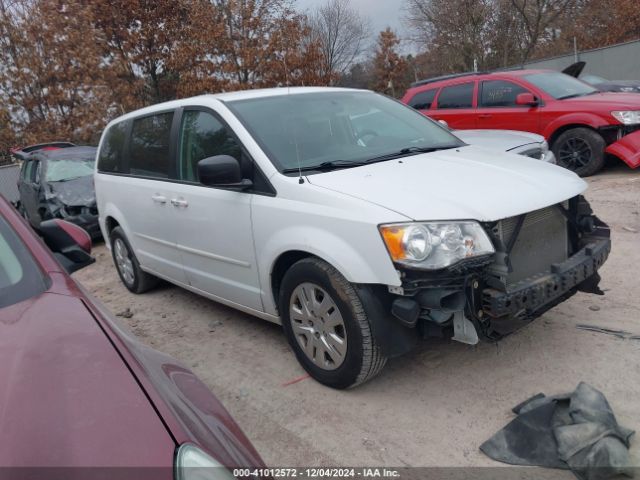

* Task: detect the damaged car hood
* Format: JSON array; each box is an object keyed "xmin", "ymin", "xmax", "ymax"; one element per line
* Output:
[
  {"xmin": 306, "ymin": 145, "xmax": 586, "ymax": 221},
  {"xmin": 47, "ymin": 175, "xmax": 95, "ymax": 206}
]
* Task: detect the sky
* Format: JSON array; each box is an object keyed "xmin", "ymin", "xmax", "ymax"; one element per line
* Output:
[{"xmin": 295, "ymin": 0, "xmax": 410, "ymax": 50}]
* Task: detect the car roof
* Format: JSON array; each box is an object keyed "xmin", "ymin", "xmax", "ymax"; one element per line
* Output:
[
  {"xmin": 407, "ymin": 69, "xmax": 554, "ymax": 91},
  {"xmin": 104, "ymin": 87, "xmax": 369, "ymax": 128},
  {"xmin": 30, "ymin": 145, "xmax": 97, "ymax": 161}
]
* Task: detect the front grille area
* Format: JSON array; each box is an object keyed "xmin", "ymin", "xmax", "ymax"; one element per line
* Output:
[
  {"xmin": 497, "ymin": 204, "xmax": 569, "ymax": 287},
  {"xmin": 520, "ymin": 147, "xmax": 543, "ymax": 160}
]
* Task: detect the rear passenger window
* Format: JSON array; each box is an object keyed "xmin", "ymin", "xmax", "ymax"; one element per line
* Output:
[
  {"xmin": 437, "ymin": 83, "xmax": 474, "ymax": 109},
  {"xmin": 178, "ymin": 110, "xmax": 242, "ymax": 182},
  {"xmin": 98, "ymin": 121, "xmax": 127, "ymax": 173},
  {"xmin": 129, "ymin": 113, "xmax": 174, "ymax": 178},
  {"xmin": 408, "ymin": 89, "xmax": 436, "ymax": 110},
  {"xmin": 481, "ymin": 80, "xmax": 528, "ymax": 107}
]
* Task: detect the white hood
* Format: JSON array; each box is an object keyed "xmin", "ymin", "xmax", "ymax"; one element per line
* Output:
[
  {"xmin": 306, "ymin": 145, "xmax": 586, "ymax": 222},
  {"xmin": 454, "ymin": 129, "xmax": 544, "ymax": 151}
]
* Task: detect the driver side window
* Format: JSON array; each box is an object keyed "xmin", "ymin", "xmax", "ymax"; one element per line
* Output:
[
  {"xmin": 178, "ymin": 110, "xmax": 242, "ymax": 182},
  {"xmin": 480, "ymin": 80, "xmax": 529, "ymax": 107}
]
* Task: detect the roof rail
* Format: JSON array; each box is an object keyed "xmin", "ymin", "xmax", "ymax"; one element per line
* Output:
[{"xmin": 410, "ymin": 71, "xmax": 488, "ymax": 88}]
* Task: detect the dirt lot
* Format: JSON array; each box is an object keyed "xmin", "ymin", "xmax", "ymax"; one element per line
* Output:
[{"xmin": 75, "ymin": 162, "xmax": 640, "ymax": 473}]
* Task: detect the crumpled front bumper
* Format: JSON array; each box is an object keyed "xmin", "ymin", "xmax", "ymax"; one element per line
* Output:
[
  {"xmin": 63, "ymin": 213, "xmax": 101, "ymax": 239},
  {"xmin": 482, "ymin": 237, "xmax": 611, "ymax": 319},
  {"xmin": 606, "ymin": 130, "xmax": 640, "ymax": 168}
]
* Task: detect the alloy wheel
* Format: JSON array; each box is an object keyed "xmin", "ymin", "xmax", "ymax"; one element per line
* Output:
[{"xmin": 558, "ymin": 137, "xmax": 592, "ymax": 170}]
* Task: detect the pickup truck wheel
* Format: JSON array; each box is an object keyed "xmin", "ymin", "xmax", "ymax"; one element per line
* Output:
[
  {"xmin": 110, "ymin": 226, "xmax": 159, "ymax": 294},
  {"xmin": 279, "ymin": 257, "xmax": 387, "ymax": 389},
  {"xmin": 553, "ymin": 128, "xmax": 605, "ymax": 176}
]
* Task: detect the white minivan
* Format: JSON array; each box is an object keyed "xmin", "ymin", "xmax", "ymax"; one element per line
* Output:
[{"xmin": 95, "ymin": 87, "xmax": 611, "ymax": 388}]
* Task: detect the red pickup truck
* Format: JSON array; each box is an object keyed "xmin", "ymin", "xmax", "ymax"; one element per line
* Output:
[{"xmin": 402, "ymin": 70, "xmax": 640, "ymax": 176}]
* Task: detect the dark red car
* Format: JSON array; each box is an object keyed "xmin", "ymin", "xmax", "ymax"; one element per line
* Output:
[
  {"xmin": 0, "ymin": 194, "xmax": 264, "ymax": 477},
  {"xmin": 402, "ymin": 70, "xmax": 640, "ymax": 176}
]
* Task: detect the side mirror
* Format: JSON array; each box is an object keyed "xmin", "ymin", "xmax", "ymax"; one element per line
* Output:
[
  {"xmin": 197, "ymin": 155, "xmax": 253, "ymax": 191},
  {"xmin": 515, "ymin": 93, "xmax": 538, "ymax": 106},
  {"xmin": 39, "ymin": 219, "xmax": 95, "ymax": 273},
  {"xmin": 438, "ymin": 119, "xmax": 450, "ymax": 130}
]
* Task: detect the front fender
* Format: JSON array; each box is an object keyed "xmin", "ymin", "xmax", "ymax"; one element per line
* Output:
[
  {"xmin": 257, "ymin": 225, "xmax": 401, "ymax": 315},
  {"xmin": 543, "ymin": 113, "xmax": 611, "ymax": 140},
  {"xmin": 605, "ymin": 130, "xmax": 640, "ymax": 168}
]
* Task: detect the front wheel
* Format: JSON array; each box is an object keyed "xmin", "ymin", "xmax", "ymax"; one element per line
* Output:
[
  {"xmin": 279, "ymin": 257, "xmax": 387, "ymax": 389},
  {"xmin": 110, "ymin": 226, "xmax": 159, "ymax": 294},
  {"xmin": 552, "ymin": 128, "xmax": 605, "ymax": 177}
]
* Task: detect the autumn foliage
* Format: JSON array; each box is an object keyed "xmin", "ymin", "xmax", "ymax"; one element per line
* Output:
[
  {"xmin": 371, "ymin": 28, "xmax": 408, "ymax": 97},
  {"xmin": 0, "ymin": 0, "xmax": 331, "ymax": 149}
]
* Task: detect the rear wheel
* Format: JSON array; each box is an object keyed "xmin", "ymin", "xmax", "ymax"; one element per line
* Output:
[
  {"xmin": 110, "ymin": 227, "xmax": 159, "ymax": 294},
  {"xmin": 552, "ymin": 128, "xmax": 605, "ymax": 176},
  {"xmin": 279, "ymin": 257, "xmax": 387, "ymax": 389}
]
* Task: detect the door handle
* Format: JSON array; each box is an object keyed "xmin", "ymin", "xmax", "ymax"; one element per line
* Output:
[
  {"xmin": 151, "ymin": 194, "xmax": 167, "ymax": 204},
  {"xmin": 478, "ymin": 114, "xmax": 492, "ymax": 119},
  {"xmin": 170, "ymin": 198, "xmax": 188, "ymax": 208}
]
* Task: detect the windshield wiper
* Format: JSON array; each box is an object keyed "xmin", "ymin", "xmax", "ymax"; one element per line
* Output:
[
  {"xmin": 557, "ymin": 91, "xmax": 597, "ymax": 100},
  {"xmin": 281, "ymin": 146, "xmax": 459, "ymax": 174},
  {"xmin": 50, "ymin": 176, "xmax": 87, "ymax": 182},
  {"xmin": 282, "ymin": 160, "xmax": 367, "ymax": 174},
  {"xmin": 363, "ymin": 145, "xmax": 458, "ymax": 164}
]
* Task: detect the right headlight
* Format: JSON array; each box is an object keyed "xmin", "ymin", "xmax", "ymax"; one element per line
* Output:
[
  {"xmin": 611, "ymin": 110, "xmax": 640, "ymax": 125},
  {"xmin": 175, "ymin": 444, "xmax": 236, "ymax": 480},
  {"xmin": 379, "ymin": 221, "xmax": 495, "ymax": 270}
]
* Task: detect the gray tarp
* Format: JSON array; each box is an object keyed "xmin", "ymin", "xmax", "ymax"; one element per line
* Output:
[{"xmin": 481, "ymin": 382, "xmax": 635, "ymax": 480}]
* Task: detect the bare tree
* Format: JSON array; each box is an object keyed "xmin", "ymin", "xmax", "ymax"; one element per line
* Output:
[
  {"xmin": 509, "ymin": 0, "xmax": 576, "ymax": 63},
  {"xmin": 310, "ymin": 0, "xmax": 370, "ymax": 81},
  {"xmin": 404, "ymin": 0, "xmax": 497, "ymax": 72}
]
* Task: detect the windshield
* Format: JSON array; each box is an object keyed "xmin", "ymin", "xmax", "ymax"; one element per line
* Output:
[
  {"xmin": 524, "ymin": 72, "xmax": 598, "ymax": 99},
  {"xmin": 0, "ymin": 215, "xmax": 47, "ymax": 308},
  {"xmin": 227, "ymin": 91, "xmax": 463, "ymax": 173},
  {"xmin": 45, "ymin": 157, "xmax": 95, "ymax": 182},
  {"xmin": 581, "ymin": 74, "xmax": 608, "ymax": 84}
]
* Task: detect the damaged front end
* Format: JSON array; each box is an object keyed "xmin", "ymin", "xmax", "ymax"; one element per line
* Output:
[
  {"xmin": 388, "ymin": 196, "xmax": 611, "ymax": 345},
  {"xmin": 40, "ymin": 178, "xmax": 101, "ymax": 239},
  {"xmin": 603, "ymin": 129, "xmax": 640, "ymax": 169}
]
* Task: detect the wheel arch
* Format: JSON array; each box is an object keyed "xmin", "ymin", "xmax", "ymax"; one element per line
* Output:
[
  {"xmin": 544, "ymin": 114, "xmax": 609, "ymax": 146},
  {"xmin": 99, "ymin": 202, "xmax": 131, "ymax": 250},
  {"xmin": 258, "ymin": 225, "xmax": 401, "ymax": 316}
]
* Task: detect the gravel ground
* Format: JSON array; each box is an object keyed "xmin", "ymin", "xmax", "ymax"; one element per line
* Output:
[{"xmin": 75, "ymin": 162, "xmax": 640, "ymax": 474}]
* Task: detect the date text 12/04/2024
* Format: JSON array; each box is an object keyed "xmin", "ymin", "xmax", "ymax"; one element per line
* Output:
[{"xmin": 232, "ymin": 468, "xmax": 401, "ymax": 478}]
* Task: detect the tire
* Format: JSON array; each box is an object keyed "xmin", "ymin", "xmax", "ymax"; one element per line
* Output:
[
  {"xmin": 279, "ymin": 257, "xmax": 387, "ymax": 389},
  {"xmin": 110, "ymin": 226, "xmax": 159, "ymax": 294},
  {"xmin": 552, "ymin": 128, "xmax": 605, "ymax": 177}
]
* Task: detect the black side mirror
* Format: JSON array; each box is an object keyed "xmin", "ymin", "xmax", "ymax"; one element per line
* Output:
[
  {"xmin": 38, "ymin": 219, "xmax": 95, "ymax": 273},
  {"xmin": 197, "ymin": 155, "xmax": 253, "ymax": 190}
]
